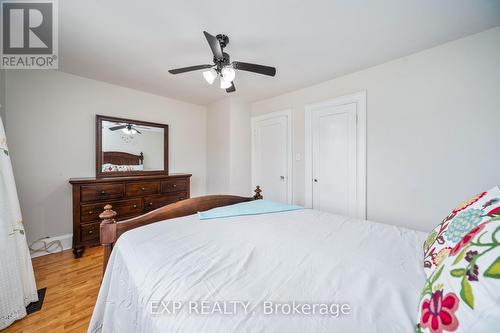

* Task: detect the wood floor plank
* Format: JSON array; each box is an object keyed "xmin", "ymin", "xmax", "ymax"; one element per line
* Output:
[{"xmin": 3, "ymin": 247, "xmax": 102, "ymax": 333}]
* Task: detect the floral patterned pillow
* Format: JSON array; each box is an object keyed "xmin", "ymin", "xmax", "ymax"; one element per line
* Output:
[
  {"xmin": 423, "ymin": 186, "xmax": 500, "ymax": 277},
  {"xmin": 101, "ymin": 163, "xmax": 144, "ymax": 172},
  {"xmin": 416, "ymin": 217, "xmax": 500, "ymax": 333}
]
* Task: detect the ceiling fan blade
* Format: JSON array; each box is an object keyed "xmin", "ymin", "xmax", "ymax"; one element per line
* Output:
[
  {"xmin": 203, "ymin": 31, "xmax": 223, "ymax": 60},
  {"xmin": 233, "ymin": 61, "xmax": 276, "ymax": 76},
  {"xmin": 109, "ymin": 125, "xmax": 126, "ymax": 131},
  {"xmin": 226, "ymin": 81, "xmax": 236, "ymax": 93},
  {"xmin": 134, "ymin": 129, "xmax": 142, "ymax": 134},
  {"xmin": 168, "ymin": 64, "xmax": 213, "ymax": 74}
]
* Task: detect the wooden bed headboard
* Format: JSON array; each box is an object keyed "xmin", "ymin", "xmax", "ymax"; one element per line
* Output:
[
  {"xmin": 99, "ymin": 186, "xmax": 263, "ymax": 275},
  {"xmin": 102, "ymin": 151, "xmax": 144, "ymax": 165}
]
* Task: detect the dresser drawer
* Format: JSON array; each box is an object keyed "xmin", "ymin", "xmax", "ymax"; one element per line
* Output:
[
  {"xmin": 144, "ymin": 193, "xmax": 187, "ymax": 211},
  {"xmin": 80, "ymin": 222, "xmax": 100, "ymax": 242},
  {"xmin": 126, "ymin": 182, "xmax": 160, "ymax": 197},
  {"xmin": 80, "ymin": 198, "xmax": 143, "ymax": 222},
  {"xmin": 161, "ymin": 179, "xmax": 187, "ymax": 193},
  {"xmin": 81, "ymin": 184, "xmax": 124, "ymax": 202}
]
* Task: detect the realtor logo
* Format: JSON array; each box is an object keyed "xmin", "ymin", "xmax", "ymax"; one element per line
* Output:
[{"xmin": 1, "ymin": 0, "xmax": 58, "ymax": 69}]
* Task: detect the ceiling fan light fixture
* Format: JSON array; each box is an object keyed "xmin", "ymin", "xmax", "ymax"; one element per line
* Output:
[
  {"xmin": 122, "ymin": 127, "xmax": 136, "ymax": 135},
  {"xmin": 202, "ymin": 68, "xmax": 218, "ymax": 84},
  {"xmin": 220, "ymin": 76, "xmax": 232, "ymax": 89},
  {"xmin": 221, "ymin": 66, "xmax": 236, "ymax": 82},
  {"xmin": 168, "ymin": 31, "xmax": 277, "ymax": 94}
]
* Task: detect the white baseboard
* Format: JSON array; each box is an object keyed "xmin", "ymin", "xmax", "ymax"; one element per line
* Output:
[{"xmin": 30, "ymin": 234, "xmax": 73, "ymax": 258}]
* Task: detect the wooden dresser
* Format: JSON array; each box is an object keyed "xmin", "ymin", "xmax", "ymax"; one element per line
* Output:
[{"xmin": 69, "ymin": 174, "xmax": 191, "ymax": 258}]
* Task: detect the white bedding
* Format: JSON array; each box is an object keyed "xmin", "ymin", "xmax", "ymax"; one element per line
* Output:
[{"xmin": 88, "ymin": 209, "xmax": 427, "ymax": 333}]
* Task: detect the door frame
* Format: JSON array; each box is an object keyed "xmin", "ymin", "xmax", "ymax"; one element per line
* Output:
[
  {"xmin": 304, "ymin": 91, "xmax": 366, "ymax": 218},
  {"xmin": 251, "ymin": 110, "xmax": 293, "ymax": 204}
]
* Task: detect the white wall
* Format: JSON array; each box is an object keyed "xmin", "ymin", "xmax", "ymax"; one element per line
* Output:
[
  {"xmin": 228, "ymin": 98, "xmax": 251, "ymax": 196},
  {"xmin": 206, "ymin": 97, "xmax": 251, "ymax": 196},
  {"xmin": 252, "ymin": 27, "xmax": 500, "ymax": 232},
  {"xmin": 206, "ymin": 98, "xmax": 231, "ymax": 194},
  {"xmin": 5, "ymin": 70, "xmax": 207, "ymax": 243}
]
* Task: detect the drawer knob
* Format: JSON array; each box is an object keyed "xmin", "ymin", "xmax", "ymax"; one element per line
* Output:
[
  {"xmin": 141, "ymin": 187, "xmax": 145, "ymax": 191},
  {"xmin": 88, "ymin": 211, "xmax": 93, "ymax": 215},
  {"xmin": 100, "ymin": 191, "xmax": 106, "ymax": 195},
  {"xmin": 149, "ymin": 202, "xmax": 153, "ymax": 206},
  {"xmin": 88, "ymin": 230, "xmax": 93, "ymax": 234},
  {"xmin": 179, "ymin": 197, "xmax": 184, "ymax": 201},
  {"xmin": 133, "ymin": 204, "xmax": 137, "ymax": 208},
  {"xmin": 173, "ymin": 184, "xmax": 177, "ymax": 188}
]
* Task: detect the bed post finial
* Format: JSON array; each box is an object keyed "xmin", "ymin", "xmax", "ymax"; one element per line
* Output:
[
  {"xmin": 253, "ymin": 186, "xmax": 263, "ymax": 200},
  {"xmin": 100, "ymin": 204, "xmax": 117, "ymax": 276},
  {"xmin": 100, "ymin": 204, "xmax": 117, "ymax": 223}
]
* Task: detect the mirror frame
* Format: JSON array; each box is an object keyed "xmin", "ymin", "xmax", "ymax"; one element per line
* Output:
[{"xmin": 96, "ymin": 114, "xmax": 169, "ymax": 178}]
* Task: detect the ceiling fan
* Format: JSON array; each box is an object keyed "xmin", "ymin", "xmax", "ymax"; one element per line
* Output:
[
  {"xmin": 109, "ymin": 123, "xmax": 148, "ymax": 135},
  {"xmin": 168, "ymin": 31, "xmax": 276, "ymax": 93}
]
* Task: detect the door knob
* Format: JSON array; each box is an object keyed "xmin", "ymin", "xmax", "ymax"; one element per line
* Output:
[
  {"xmin": 280, "ymin": 175, "xmax": 285, "ymax": 180},
  {"xmin": 313, "ymin": 179, "xmax": 318, "ymax": 183}
]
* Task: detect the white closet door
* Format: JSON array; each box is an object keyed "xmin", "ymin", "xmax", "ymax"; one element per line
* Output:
[
  {"xmin": 311, "ymin": 103, "xmax": 357, "ymax": 216},
  {"xmin": 252, "ymin": 113, "xmax": 291, "ymax": 203}
]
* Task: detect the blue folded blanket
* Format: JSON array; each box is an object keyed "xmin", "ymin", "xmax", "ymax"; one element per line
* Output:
[{"xmin": 198, "ymin": 199, "xmax": 303, "ymax": 220}]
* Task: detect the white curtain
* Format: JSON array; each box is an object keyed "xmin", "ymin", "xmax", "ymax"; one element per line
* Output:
[{"xmin": 0, "ymin": 116, "xmax": 38, "ymax": 330}]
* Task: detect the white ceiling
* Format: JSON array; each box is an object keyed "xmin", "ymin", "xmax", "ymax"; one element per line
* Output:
[{"xmin": 59, "ymin": 0, "xmax": 500, "ymax": 105}]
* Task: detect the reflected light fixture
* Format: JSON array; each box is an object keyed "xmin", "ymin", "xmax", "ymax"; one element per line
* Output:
[
  {"xmin": 202, "ymin": 68, "xmax": 217, "ymax": 84},
  {"xmin": 122, "ymin": 127, "xmax": 137, "ymax": 135}
]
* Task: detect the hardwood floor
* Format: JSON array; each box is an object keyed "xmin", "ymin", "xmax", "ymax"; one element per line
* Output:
[{"xmin": 3, "ymin": 247, "xmax": 103, "ymax": 333}]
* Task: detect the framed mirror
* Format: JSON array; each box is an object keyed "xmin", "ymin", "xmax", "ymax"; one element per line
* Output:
[{"xmin": 96, "ymin": 115, "xmax": 168, "ymax": 177}]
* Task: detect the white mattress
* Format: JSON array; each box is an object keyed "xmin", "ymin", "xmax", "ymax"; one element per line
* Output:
[{"xmin": 88, "ymin": 209, "xmax": 427, "ymax": 333}]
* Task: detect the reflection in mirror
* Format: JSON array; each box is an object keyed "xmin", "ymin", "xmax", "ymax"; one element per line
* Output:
[{"xmin": 101, "ymin": 120, "xmax": 164, "ymax": 172}]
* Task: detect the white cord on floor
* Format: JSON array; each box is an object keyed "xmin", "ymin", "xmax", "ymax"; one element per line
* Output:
[{"xmin": 29, "ymin": 237, "xmax": 63, "ymax": 255}]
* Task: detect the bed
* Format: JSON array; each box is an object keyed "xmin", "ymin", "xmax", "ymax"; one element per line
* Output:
[
  {"xmin": 88, "ymin": 187, "xmax": 427, "ymax": 332},
  {"xmin": 101, "ymin": 151, "xmax": 144, "ymax": 172}
]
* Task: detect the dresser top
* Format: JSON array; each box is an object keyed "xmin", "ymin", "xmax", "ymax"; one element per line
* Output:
[{"xmin": 69, "ymin": 173, "xmax": 192, "ymax": 184}]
